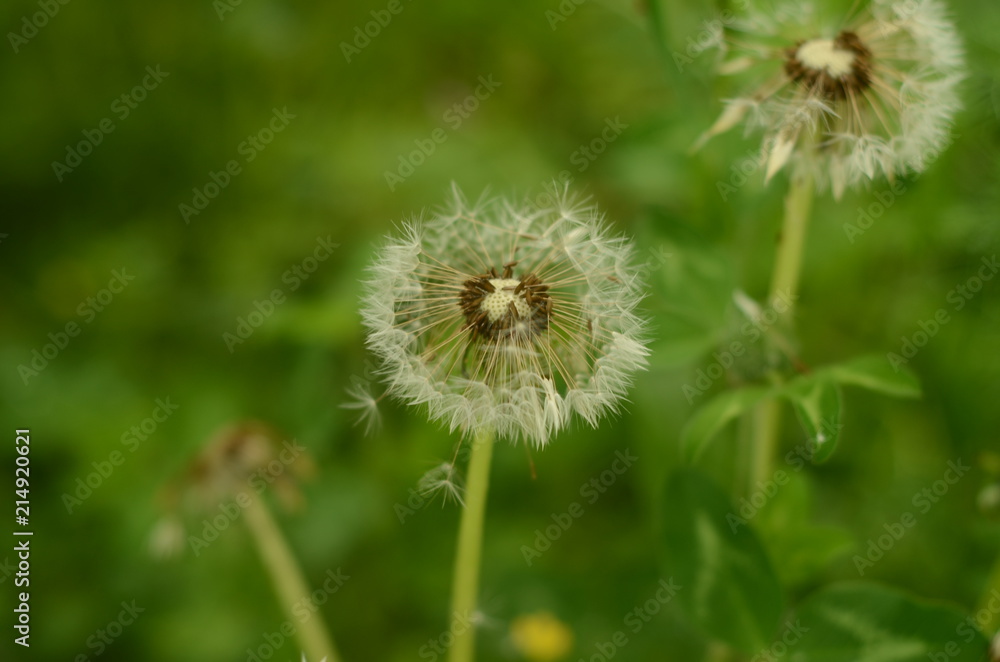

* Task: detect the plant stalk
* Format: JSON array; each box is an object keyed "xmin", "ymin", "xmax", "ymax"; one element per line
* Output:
[
  {"xmin": 243, "ymin": 493, "xmax": 341, "ymax": 662},
  {"xmin": 448, "ymin": 429, "xmax": 495, "ymax": 662},
  {"xmin": 748, "ymin": 173, "xmax": 814, "ymax": 492},
  {"xmin": 976, "ymin": 552, "xmax": 1000, "ymax": 636}
]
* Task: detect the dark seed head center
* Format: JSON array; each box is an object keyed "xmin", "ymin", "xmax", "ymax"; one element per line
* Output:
[
  {"xmin": 459, "ymin": 264, "xmax": 552, "ymax": 342},
  {"xmin": 784, "ymin": 31, "xmax": 873, "ymax": 100}
]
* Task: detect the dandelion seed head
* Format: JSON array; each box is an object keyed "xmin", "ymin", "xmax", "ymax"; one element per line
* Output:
[
  {"xmin": 696, "ymin": 0, "xmax": 965, "ymax": 197},
  {"xmin": 361, "ymin": 185, "xmax": 649, "ymax": 448}
]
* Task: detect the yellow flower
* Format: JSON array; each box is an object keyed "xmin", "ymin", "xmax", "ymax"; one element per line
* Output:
[{"xmin": 510, "ymin": 611, "xmax": 574, "ymax": 661}]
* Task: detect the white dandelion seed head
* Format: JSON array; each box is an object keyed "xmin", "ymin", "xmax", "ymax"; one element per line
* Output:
[
  {"xmin": 696, "ymin": 0, "xmax": 965, "ymax": 198},
  {"xmin": 361, "ymin": 185, "xmax": 650, "ymax": 448}
]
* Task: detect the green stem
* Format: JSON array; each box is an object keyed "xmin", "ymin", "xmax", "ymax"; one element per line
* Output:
[
  {"xmin": 975, "ymin": 554, "xmax": 1000, "ymax": 636},
  {"xmin": 244, "ymin": 494, "xmax": 341, "ymax": 662},
  {"xmin": 749, "ymin": 397, "xmax": 783, "ymax": 493},
  {"xmin": 748, "ymin": 173, "xmax": 814, "ymax": 492},
  {"xmin": 768, "ymin": 174, "xmax": 815, "ymax": 311},
  {"xmin": 448, "ymin": 429, "xmax": 495, "ymax": 662}
]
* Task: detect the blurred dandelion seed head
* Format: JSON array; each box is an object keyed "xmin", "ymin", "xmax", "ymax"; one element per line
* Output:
[
  {"xmin": 180, "ymin": 422, "xmax": 313, "ymax": 511},
  {"xmin": 696, "ymin": 0, "xmax": 965, "ymax": 198},
  {"xmin": 361, "ymin": 185, "xmax": 649, "ymax": 447}
]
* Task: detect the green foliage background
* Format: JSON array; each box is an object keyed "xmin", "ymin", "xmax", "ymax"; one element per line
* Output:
[{"xmin": 1, "ymin": 0, "xmax": 998, "ymax": 660}]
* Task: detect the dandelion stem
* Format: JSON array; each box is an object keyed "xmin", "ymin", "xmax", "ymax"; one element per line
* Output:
[
  {"xmin": 448, "ymin": 429, "xmax": 495, "ymax": 662},
  {"xmin": 749, "ymin": 173, "xmax": 814, "ymax": 492},
  {"xmin": 243, "ymin": 494, "xmax": 341, "ymax": 662},
  {"xmin": 975, "ymin": 553, "xmax": 1000, "ymax": 636},
  {"xmin": 768, "ymin": 173, "xmax": 814, "ymax": 313}
]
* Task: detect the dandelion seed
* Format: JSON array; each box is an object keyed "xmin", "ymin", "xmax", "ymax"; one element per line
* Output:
[
  {"xmin": 418, "ymin": 462, "xmax": 465, "ymax": 506},
  {"xmin": 696, "ymin": 0, "xmax": 965, "ymax": 198},
  {"xmin": 361, "ymin": 185, "xmax": 649, "ymax": 448},
  {"xmin": 340, "ymin": 381, "xmax": 383, "ymax": 436}
]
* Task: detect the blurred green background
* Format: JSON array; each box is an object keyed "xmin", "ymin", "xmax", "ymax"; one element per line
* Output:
[{"xmin": 1, "ymin": 0, "xmax": 999, "ymax": 660}]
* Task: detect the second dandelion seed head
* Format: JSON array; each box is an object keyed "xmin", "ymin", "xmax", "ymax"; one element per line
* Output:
[{"xmin": 695, "ymin": 0, "xmax": 965, "ymax": 198}]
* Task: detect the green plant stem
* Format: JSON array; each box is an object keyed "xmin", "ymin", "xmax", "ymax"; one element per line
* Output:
[
  {"xmin": 748, "ymin": 174, "xmax": 815, "ymax": 492},
  {"xmin": 976, "ymin": 553, "xmax": 1000, "ymax": 635},
  {"xmin": 243, "ymin": 494, "xmax": 341, "ymax": 662},
  {"xmin": 448, "ymin": 429, "xmax": 495, "ymax": 662}
]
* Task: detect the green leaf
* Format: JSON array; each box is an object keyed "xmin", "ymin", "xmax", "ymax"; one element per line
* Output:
[
  {"xmin": 780, "ymin": 376, "xmax": 843, "ymax": 464},
  {"xmin": 641, "ymin": 216, "xmax": 737, "ymax": 369},
  {"xmin": 681, "ymin": 386, "xmax": 773, "ymax": 462},
  {"xmin": 820, "ymin": 354, "xmax": 921, "ymax": 399},
  {"xmin": 662, "ymin": 469, "xmax": 784, "ymax": 654},
  {"xmin": 645, "ymin": 0, "xmax": 669, "ymax": 60},
  {"xmin": 753, "ymin": 473, "xmax": 854, "ymax": 589},
  {"xmin": 782, "ymin": 582, "xmax": 990, "ymax": 662}
]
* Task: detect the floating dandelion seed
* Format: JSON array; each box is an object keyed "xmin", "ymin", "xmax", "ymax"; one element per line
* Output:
[
  {"xmin": 361, "ymin": 185, "xmax": 649, "ymax": 448},
  {"xmin": 340, "ymin": 381, "xmax": 383, "ymax": 436},
  {"xmin": 695, "ymin": 0, "xmax": 965, "ymax": 198},
  {"xmin": 418, "ymin": 462, "xmax": 466, "ymax": 506}
]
